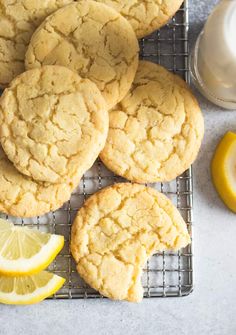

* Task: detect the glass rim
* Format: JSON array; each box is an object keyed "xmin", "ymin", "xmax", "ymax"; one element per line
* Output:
[{"xmin": 191, "ymin": 32, "xmax": 236, "ymax": 107}]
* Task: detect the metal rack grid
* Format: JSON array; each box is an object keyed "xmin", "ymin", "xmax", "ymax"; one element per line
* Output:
[{"xmin": 1, "ymin": 0, "xmax": 193, "ymax": 299}]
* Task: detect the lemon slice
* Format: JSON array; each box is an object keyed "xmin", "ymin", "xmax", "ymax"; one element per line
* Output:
[
  {"xmin": 0, "ymin": 271, "xmax": 65, "ymax": 305},
  {"xmin": 211, "ymin": 131, "xmax": 236, "ymax": 212},
  {"xmin": 0, "ymin": 219, "xmax": 64, "ymax": 275}
]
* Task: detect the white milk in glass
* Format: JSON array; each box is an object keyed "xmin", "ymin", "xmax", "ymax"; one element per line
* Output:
[{"xmin": 190, "ymin": 0, "xmax": 236, "ymax": 109}]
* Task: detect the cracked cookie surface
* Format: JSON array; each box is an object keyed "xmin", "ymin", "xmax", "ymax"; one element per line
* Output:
[
  {"xmin": 71, "ymin": 183, "xmax": 190, "ymax": 302},
  {"xmin": 0, "ymin": 0, "xmax": 72, "ymax": 88},
  {"xmin": 100, "ymin": 61, "xmax": 204, "ymax": 183},
  {"xmin": 0, "ymin": 146, "xmax": 78, "ymax": 218},
  {"xmin": 0, "ymin": 66, "xmax": 109, "ymax": 184},
  {"xmin": 93, "ymin": 0, "xmax": 184, "ymax": 38},
  {"xmin": 25, "ymin": 1, "xmax": 139, "ymax": 109}
]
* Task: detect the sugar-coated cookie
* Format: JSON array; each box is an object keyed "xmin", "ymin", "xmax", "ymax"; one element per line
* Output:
[
  {"xmin": 0, "ymin": 146, "xmax": 78, "ymax": 218},
  {"xmin": 93, "ymin": 0, "xmax": 184, "ymax": 38},
  {"xmin": 100, "ymin": 61, "xmax": 204, "ymax": 183},
  {"xmin": 25, "ymin": 1, "xmax": 139, "ymax": 109},
  {"xmin": 0, "ymin": 66, "xmax": 108, "ymax": 184},
  {"xmin": 71, "ymin": 183, "xmax": 190, "ymax": 302},
  {"xmin": 0, "ymin": 0, "xmax": 72, "ymax": 88}
]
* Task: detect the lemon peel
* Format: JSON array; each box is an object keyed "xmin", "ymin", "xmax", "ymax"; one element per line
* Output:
[
  {"xmin": 0, "ymin": 271, "xmax": 65, "ymax": 305},
  {"xmin": 0, "ymin": 219, "xmax": 64, "ymax": 276},
  {"xmin": 211, "ymin": 131, "xmax": 236, "ymax": 213}
]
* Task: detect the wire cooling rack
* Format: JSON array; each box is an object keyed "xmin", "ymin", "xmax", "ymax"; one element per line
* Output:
[{"xmin": 0, "ymin": 0, "xmax": 193, "ymax": 299}]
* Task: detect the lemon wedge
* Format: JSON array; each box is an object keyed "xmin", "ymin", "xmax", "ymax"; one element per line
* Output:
[
  {"xmin": 211, "ymin": 131, "xmax": 236, "ymax": 212},
  {"xmin": 0, "ymin": 219, "xmax": 64, "ymax": 276},
  {"xmin": 0, "ymin": 271, "xmax": 65, "ymax": 305}
]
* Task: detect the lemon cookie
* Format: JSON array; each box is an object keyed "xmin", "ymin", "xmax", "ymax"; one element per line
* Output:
[
  {"xmin": 71, "ymin": 183, "xmax": 190, "ymax": 302},
  {"xmin": 0, "ymin": 0, "xmax": 72, "ymax": 88},
  {"xmin": 0, "ymin": 146, "xmax": 78, "ymax": 218},
  {"xmin": 100, "ymin": 61, "xmax": 204, "ymax": 183},
  {"xmin": 0, "ymin": 66, "xmax": 108, "ymax": 184},
  {"xmin": 25, "ymin": 1, "xmax": 139, "ymax": 109},
  {"xmin": 93, "ymin": 0, "xmax": 184, "ymax": 38}
]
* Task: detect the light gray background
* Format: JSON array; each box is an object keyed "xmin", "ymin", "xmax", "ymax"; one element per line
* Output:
[{"xmin": 1, "ymin": 1, "xmax": 236, "ymax": 334}]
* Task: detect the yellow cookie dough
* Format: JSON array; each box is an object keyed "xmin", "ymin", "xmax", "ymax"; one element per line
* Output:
[
  {"xmin": 71, "ymin": 183, "xmax": 190, "ymax": 302},
  {"xmin": 25, "ymin": 1, "xmax": 139, "ymax": 109},
  {"xmin": 0, "ymin": 146, "xmax": 78, "ymax": 218},
  {"xmin": 0, "ymin": 66, "xmax": 108, "ymax": 184},
  {"xmin": 100, "ymin": 61, "xmax": 204, "ymax": 183},
  {"xmin": 0, "ymin": 0, "xmax": 72, "ymax": 88},
  {"xmin": 93, "ymin": 0, "xmax": 184, "ymax": 38}
]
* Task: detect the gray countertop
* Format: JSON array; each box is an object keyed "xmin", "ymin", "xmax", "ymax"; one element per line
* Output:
[{"xmin": 1, "ymin": 1, "xmax": 236, "ymax": 334}]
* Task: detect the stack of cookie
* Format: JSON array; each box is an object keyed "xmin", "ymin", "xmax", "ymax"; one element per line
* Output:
[{"xmin": 0, "ymin": 1, "xmax": 204, "ymax": 301}]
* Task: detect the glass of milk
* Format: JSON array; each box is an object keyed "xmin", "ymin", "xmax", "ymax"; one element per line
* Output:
[{"xmin": 190, "ymin": 0, "xmax": 236, "ymax": 109}]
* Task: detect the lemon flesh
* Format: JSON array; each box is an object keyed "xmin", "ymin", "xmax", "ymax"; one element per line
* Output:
[
  {"xmin": 0, "ymin": 271, "xmax": 65, "ymax": 305},
  {"xmin": 0, "ymin": 219, "xmax": 64, "ymax": 275},
  {"xmin": 211, "ymin": 131, "xmax": 236, "ymax": 212}
]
